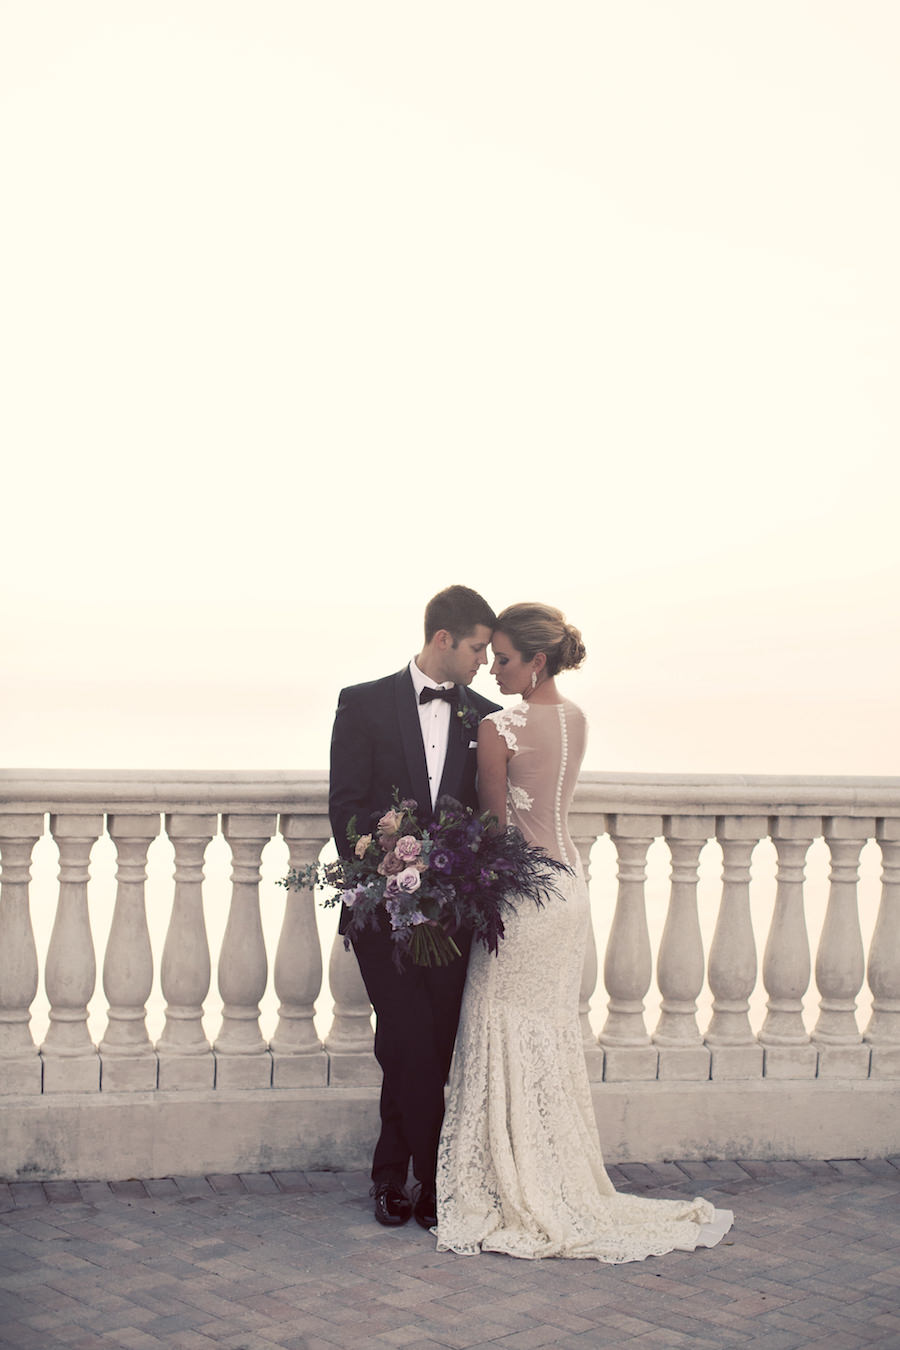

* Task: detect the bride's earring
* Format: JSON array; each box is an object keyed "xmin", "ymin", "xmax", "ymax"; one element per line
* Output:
[{"xmin": 530, "ymin": 670, "xmax": 538, "ymax": 691}]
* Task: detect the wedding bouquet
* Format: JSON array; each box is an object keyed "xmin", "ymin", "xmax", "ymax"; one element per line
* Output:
[{"xmin": 281, "ymin": 793, "xmax": 571, "ymax": 967}]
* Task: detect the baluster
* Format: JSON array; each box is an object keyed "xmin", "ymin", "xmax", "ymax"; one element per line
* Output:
[
  {"xmin": 271, "ymin": 815, "xmax": 329, "ymax": 1086},
  {"xmin": 324, "ymin": 929, "xmax": 379, "ymax": 1085},
  {"xmin": 705, "ymin": 817, "xmax": 765, "ymax": 1079},
  {"xmin": 157, "ymin": 814, "xmax": 216, "ymax": 1089},
  {"xmin": 865, "ymin": 819, "xmax": 900, "ymax": 1077},
  {"xmin": 759, "ymin": 817, "xmax": 818, "ymax": 1078},
  {"xmin": 0, "ymin": 815, "xmax": 43, "ymax": 1093},
  {"xmin": 598, "ymin": 815, "xmax": 660, "ymax": 1081},
  {"xmin": 214, "ymin": 814, "xmax": 275, "ymax": 1087},
  {"xmin": 653, "ymin": 816, "xmax": 712, "ymax": 1080},
  {"xmin": 99, "ymin": 815, "xmax": 159, "ymax": 1090},
  {"xmin": 812, "ymin": 817, "xmax": 872, "ymax": 1077},
  {"xmin": 570, "ymin": 812, "xmax": 606, "ymax": 1081},
  {"xmin": 41, "ymin": 814, "xmax": 103, "ymax": 1091}
]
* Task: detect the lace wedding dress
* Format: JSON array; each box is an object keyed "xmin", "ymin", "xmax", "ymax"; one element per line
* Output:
[{"xmin": 435, "ymin": 698, "xmax": 733, "ymax": 1263}]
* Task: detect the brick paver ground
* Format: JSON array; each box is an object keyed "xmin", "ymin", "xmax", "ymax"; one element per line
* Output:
[{"xmin": 2, "ymin": 1159, "xmax": 899, "ymax": 1349}]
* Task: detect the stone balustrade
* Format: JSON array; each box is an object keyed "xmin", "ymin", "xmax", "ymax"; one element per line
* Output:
[{"xmin": 1, "ymin": 768, "xmax": 899, "ymax": 1179}]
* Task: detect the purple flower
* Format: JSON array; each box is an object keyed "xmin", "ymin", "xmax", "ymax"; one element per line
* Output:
[{"xmin": 430, "ymin": 850, "xmax": 451, "ymax": 872}]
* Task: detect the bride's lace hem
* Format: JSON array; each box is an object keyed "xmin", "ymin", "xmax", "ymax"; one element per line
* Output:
[
  {"xmin": 435, "ymin": 881, "xmax": 735, "ymax": 1265},
  {"xmin": 435, "ymin": 1200, "xmax": 734, "ymax": 1263},
  {"xmin": 435, "ymin": 1155, "xmax": 734, "ymax": 1263},
  {"xmin": 696, "ymin": 1207, "xmax": 735, "ymax": 1248}
]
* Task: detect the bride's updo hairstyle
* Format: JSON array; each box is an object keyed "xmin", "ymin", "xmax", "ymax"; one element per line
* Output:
[{"xmin": 495, "ymin": 603, "xmax": 586, "ymax": 677}]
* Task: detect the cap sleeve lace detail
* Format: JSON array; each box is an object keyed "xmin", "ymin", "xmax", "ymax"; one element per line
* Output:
[{"xmin": 486, "ymin": 704, "xmax": 528, "ymax": 753}]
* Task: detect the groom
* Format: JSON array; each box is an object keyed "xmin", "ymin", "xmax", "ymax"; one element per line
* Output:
[{"xmin": 329, "ymin": 585, "xmax": 500, "ymax": 1228}]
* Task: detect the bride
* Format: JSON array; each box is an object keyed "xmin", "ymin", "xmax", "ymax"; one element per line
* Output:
[{"xmin": 434, "ymin": 602, "xmax": 733, "ymax": 1263}]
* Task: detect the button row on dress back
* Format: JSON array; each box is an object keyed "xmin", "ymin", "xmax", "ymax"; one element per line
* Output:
[{"xmin": 554, "ymin": 704, "xmax": 571, "ymax": 867}]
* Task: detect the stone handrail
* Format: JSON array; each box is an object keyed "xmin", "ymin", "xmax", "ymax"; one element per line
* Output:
[{"xmin": 1, "ymin": 768, "xmax": 899, "ymax": 1176}]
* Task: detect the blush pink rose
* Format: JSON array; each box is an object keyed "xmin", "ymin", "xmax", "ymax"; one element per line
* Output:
[
  {"xmin": 394, "ymin": 835, "xmax": 422, "ymax": 863},
  {"xmin": 377, "ymin": 851, "xmax": 405, "ymax": 877}
]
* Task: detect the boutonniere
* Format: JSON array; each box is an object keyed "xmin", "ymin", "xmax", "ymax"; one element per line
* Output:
[{"xmin": 456, "ymin": 704, "xmax": 480, "ymax": 734}]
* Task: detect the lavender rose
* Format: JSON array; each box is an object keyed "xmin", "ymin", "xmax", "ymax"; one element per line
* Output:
[
  {"xmin": 384, "ymin": 868, "xmax": 422, "ymax": 900},
  {"xmin": 394, "ymin": 866, "xmax": 422, "ymax": 894}
]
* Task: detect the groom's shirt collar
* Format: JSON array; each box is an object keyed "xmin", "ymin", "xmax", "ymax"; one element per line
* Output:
[{"xmin": 409, "ymin": 658, "xmax": 455, "ymax": 698}]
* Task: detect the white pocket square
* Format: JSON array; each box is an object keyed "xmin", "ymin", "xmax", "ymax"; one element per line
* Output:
[{"xmin": 468, "ymin": 741, "xmax": 479, "ymax": 749}]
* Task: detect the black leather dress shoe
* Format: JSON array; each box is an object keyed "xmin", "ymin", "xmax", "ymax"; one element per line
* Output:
[
  {"xmin": 413, "ymin": 1184, "xmax": 437, "ymax": 1230},
  {"xmin": 372, "ymin": 1180, "xmax": 412, "ymax": 1227}
]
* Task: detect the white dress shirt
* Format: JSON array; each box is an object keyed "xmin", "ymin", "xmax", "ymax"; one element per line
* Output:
[{"xmin": 408, "ymin": 658, "xmax": 454, "ymax": 809}]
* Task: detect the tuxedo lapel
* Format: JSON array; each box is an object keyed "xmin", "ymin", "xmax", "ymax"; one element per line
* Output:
[{"xmin": 394, "ymin": 668, "xmax": 431, "ymax": 812}]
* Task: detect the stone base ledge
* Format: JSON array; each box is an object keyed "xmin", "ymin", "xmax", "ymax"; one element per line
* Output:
[
  {"xmin": 41, "ymin": 1054, "xmax": 100, "ymax": 1094},
  {"xmin": 709, "ymin": 1044, "xmax": 765, "ymax": 1080},
  {"xmin": 3, "ymin": 1080, "xmax": 898, "ymax": 1183},
  {"xmin": 815, "ymin": 1044, "xmax": 872, "ymax": 1078},
  {"xmin": 271, "ymin": 1052, "xmax": 329, "ymax": 1088},
  {"xmin": 597, "ymin": 1078, "xmax": 900, "ymax": 1164},
  {"xmin": 157, "ymin": 1052, "xmax": 216, "ymax": 1091},
  {"xmin": 601, "ymin": 1046, "xmax": 659, "ymax": 1081},
  {"xmin": 762, "ymin": 1044, "xmax": 819, "ymax": 1079},
  {"xmin": 0, "ymin": 1056, "xmax": 43, "ymax": 1096},
  {"xmin": 0, "ymin": 1088, "xmax": 380, "ymax": 1182},
  {"xmin": 214, "ymin": 1051, "xmax": 273, "ymax": 1090},
  {"xmin": 327, "ymin": 1051, "xmax": 381, "ymax": 1087},
  {"xmin": 99, "ymin": 1053, "xmax": 159, "ymax": 1093},
  {"xmin": 656, "ymin": 1046, "xmax": 711, "ymax": 1081},
  {"xmin": 868, "ymin": 1045, "xmax": 900, "ymax": 1078}
]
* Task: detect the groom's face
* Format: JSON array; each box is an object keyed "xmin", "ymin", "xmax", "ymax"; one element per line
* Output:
[{"xmin": 439, "ymin": 624, "xmax": 492, "ymax": 686}]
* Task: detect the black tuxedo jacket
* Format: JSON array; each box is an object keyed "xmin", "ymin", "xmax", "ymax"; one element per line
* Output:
[{"xmin": 329, "ymin": 666, "xmax": 501, "ymax": 872}]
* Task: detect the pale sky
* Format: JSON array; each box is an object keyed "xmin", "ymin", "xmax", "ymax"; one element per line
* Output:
[{"xmin": 2, "ymin": 1, "xmax": 898, "ymax": 776}]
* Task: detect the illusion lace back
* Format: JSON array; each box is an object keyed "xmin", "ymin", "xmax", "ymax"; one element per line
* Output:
[{"xmin": 435, "ymin": 698, "xmax": 733, "ymax": 1263}]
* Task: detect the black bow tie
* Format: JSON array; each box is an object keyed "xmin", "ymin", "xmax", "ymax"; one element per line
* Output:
[{"xmin": 419, "ymin": 685, "xmax": 458, "ymax": 705}]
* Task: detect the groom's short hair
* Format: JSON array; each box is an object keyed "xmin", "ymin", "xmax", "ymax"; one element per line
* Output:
[{"xmin": 424, "ymin": 585, "xmax": 496, "ymax": 645}]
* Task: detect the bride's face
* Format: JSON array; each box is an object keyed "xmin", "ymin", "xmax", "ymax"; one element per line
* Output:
[{"xmin": 490, "ymin": 631, "xmax": 535, "ymax": 697}]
